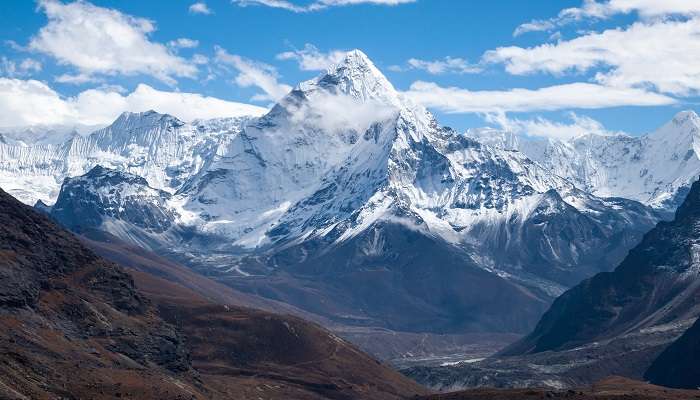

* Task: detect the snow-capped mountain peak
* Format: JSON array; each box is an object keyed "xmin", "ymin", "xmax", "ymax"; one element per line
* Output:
[
  {"xmin": 102, "ymin": 111, "xmax": 188, "ymax": 147},
  {"xmin": 110, "ymin": 110, "xmax": 184, "ymax": 130},
  {"xmin": 671, "ymin": 110, "xmax": 699, "ymax": 126},
  {"xmin": 0, "ymin": 108, "xmax": 253, "ymax": 205},
  {"xmin": 649, "ymin": 110, "xmax": 700, "ymax": 146},
  {"xmin": 468, "ymin": 110, "xmax": 700, "ymax": 210},
  {"xmin": 298, "ymin": 49, "xmax": 401, "ymax": 107}
]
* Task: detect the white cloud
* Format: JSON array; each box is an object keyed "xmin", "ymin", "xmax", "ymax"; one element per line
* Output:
[
  {"xmin": 513, "ymin": 19, "xmax": 556, "ymax": 36},
  {"xmin": 189, "ymin": 2, "xmax": 212, "ymax": 14},
  {"xmin": 548, "ymin": 31, "xmax": 563, "ymax": 41},
  {"xmin": 192, "ymin": 54, "xmax": 209, "ymax": 65},
  {"xmin": 4, "ymin": 40, "xmax": 26, "ymax": 52},
  {"xmin": 168, "ymin": 38, "xmax": 200, "ymax": 49},
  {"xmin": 405, "ymin": 57, "xmax": 481, "ymax": 75},
  {"xmin": 487, "ymin": 18, "xmax": 700, "ymax": 96},
  {"xmin": 19, "ymin": 59, "xmax": 42, "ymax": 74},
  {"xmin": 1, "ymin": 57, "xmax": 42, "ymax": 77},
  {"xmin": 276, "ymin": 44, "xmax": 347, "ymax": 71},
  {"xmin": 286, "ymin": 89, "xmax": 397, "ymax": 134},
  {"xmin": 234, "ymin": 0, "xmax": 305, "ymax": 12},
  {"xmin": 485, "ymin": 111, "xmax": 622, "ymax": 140},
  {"xmin": 94, "ymin": 83, "xmax": 128, "ymax": 94},
  {"xmin": 314, "ymin": 0, "xmax": 416, "ymax": 7},
  {"xmin": 0, "ymin": 78, "xmax": 76, "ymax": 127},
  {"xmin": 0, "ymin": 78, "xmax": 267, "ymax": 129},
  {"xmin": 404, "ymin": 81, "xmax": 675, "ymax": 114},
  {"xmin": 29, "ymin": 0, "xmax": 197, "ymax": 85},
  {"xmin": 215, "ymin": 47, "xmax": 292, "ymax": 102},
  {"xmin": 54, "ymin": 73, "xmax": 100, "ymax": 84},
  {"xmin": 559, "ymin": 0, "xmax": 700, "ymax": 20},
  {"xmin": 514, "ymin": 0, "xmax": 700, "ymax": 35},
  {"xmin": 233, "ymin": 0, "xmax": 415, "ymax": 13}
]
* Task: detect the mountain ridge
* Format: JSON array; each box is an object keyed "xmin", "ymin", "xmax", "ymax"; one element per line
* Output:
[{"xmin": 467, "ymin": 110, "xmax": 700, "ymax": 211}]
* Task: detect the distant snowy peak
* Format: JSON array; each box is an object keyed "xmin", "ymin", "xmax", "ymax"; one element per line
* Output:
[
  {"xmin": 655, "ymin": 110, "xmax": 700, "ymax": 136},
  {"xmin": 0, "ymin": 125, "xmax": 83, "ymax": 147},
  {"xmin": 468, "ymin": 110, "xmax": 700, "ymax": 210},
  {"xmin": 0, "ymin": 109, "xmax": 255, "ymax": 205},
  {"xmin": 108, "ymin": 110, "xmax": 185, "ymax": 131},
  {"xmin": 648, "ymin": 110, "xmax": 700, "ymax": 154}
]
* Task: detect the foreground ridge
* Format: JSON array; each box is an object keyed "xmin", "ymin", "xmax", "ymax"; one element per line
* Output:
[{"xmin": 0, "ymin": 187, "xmax": 427, "ymax": 399}]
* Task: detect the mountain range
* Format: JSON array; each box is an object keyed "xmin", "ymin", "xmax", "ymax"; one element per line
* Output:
[
  {"xmin": 3, "ymin": 48, "xmax": 700, "ymax": 396},
  {"xmin": 467, "ymin": 110, "xmax": 700, "ymax": 211},
  {"xmin": 406, "ymin": 177, "xmax": 700, "ymax": 391},
  {"xmin": 1, "ymin": 50, "xmax": 699, "ymax": 358}
]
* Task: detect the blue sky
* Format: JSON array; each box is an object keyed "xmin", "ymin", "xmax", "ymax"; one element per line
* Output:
[{"xmin": 1, "ymin": 0, "xmax": 699, "ymax": 137}]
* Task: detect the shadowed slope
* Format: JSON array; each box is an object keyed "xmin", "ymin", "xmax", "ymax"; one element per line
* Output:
[
  {"xmin": 503, "ymin": 178, "xmax": 700, "ymax": 355},
  {"xmin": 0, "ymin": 188, "xmax": 427, "ymax": 399}
]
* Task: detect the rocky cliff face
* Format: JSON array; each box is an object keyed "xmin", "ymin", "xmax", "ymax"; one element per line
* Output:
[{"xmin": 49, "ymin": 165, "xmax": 182, "ymax": 252}]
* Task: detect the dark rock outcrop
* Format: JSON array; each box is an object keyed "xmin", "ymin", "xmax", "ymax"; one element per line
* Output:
[
  {"xmin": 51, "ymin": 165, "xmax": 176, "ymax": 233},
  {"xmin": 645, "ymin": 318, "xmax": 700, "ymax": 389}
]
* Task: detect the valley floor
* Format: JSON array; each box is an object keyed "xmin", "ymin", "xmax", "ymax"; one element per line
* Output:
[
  {"xmin": 334, "ymin": 327, "xmax": 520, "ymax": 369},
  {"xmin": 415, "ymin": 377, "xmax": 700, "ymax": 400},
  {"xmin": 403, "ymin": 318, "xmax": 692, "ymax": 391}
]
